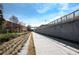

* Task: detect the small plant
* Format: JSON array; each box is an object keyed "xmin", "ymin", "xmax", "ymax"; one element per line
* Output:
[{"xmin": 0, "ymin": 33, "xmax": 19, "ymax": 43}]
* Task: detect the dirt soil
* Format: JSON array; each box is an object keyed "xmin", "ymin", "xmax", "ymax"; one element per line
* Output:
[{"xmin": 27, "ymin": 32, "xmax": 36, "ymax": 55}]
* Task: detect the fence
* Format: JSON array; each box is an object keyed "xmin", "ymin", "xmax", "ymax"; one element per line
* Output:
[{"xmin": 48, "ymin": 9, "xmax": 79, "ymax": 25}]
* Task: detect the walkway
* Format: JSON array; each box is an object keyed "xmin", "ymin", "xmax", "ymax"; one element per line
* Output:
[{"xmin": 33, "ymin": 32, "xmax": 79, "ymax": 55}]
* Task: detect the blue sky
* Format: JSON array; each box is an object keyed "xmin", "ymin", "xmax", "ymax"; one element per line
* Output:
[{"xmin": 3, "ymin": 3, "xmax": 79, "ymax": 26}]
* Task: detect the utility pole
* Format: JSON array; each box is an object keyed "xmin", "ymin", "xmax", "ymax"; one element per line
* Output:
[
  {"xmin": 0, "ymin": 3, "xmax": 3, "ymax": 19},
  {"xmin": 0, "ymin": 4, "xmax": 5, "ymax": 33}
]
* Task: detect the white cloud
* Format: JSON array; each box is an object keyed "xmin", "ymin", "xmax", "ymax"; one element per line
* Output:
[
  {"xmin": 56, "ymin": 3, "xmax": 69, "ymax": 17},
  {"xmin": 59, "ymin": 3, "xmax": 69, "ymax": 11},
  {"xmin": 36, "ymin": 6, "xmax": 50, "ymax": 14},
  {"xmin": 35, "ymin": 4, "xmax": 55, "ymax": 14},
  {"xmin": 47, "ymin": 13, "xmax": 64, "ymax": 22},
  {"xmin": 24, "ymin": 18, "xmax": 43, "ymax": 27},
  {"xmin": 70, "ymin": 5, "xmax": 79, "ymax": 11},
  {"xmin": 42, "ymin": 10, "xmax": 68, "ymax": 24}
]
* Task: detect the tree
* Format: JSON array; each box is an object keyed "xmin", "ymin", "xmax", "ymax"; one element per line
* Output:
[
  {"xmin": 0, "ymin": 3, "xmax": 4, "ymax": 25},
  {"xmin": 0, "ymin": 18, "xmax": 5, "ymax": 25},
  {"xmin": 27, "ymin": 25, "xmax": 32, "ymax": 31},
  {"xmin": 9, "ymin": 15, "xmax": 19, "ymax": 32},
  {"xmin": 0, "ymin": 4, "xmax": 5, "ymax": 33},
  {"xmin": 9, "ymin": 15, "xmax": 19, "ymax": 24},
  {"xmin": 0, "ymin": 18, "xmax": 5, "ymax": 33},
  {"xmin": 3, "ymin": 21, "xmax": 12, "ymax": 33}
]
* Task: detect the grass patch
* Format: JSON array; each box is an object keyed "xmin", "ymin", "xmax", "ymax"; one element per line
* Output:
[{"xmin": 0, "ymin": 33, "xmax": 19, "ymax": 43}]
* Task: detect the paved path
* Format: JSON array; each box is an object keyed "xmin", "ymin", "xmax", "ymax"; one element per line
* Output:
[{"xmin": 33, "ymin": 32, "xmax": 79, "ymax": 55}]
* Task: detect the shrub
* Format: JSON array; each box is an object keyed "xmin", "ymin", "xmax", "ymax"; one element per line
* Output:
[{"xmin": 0, "ymin": 33, "xmax": 19, "ymax": 43}]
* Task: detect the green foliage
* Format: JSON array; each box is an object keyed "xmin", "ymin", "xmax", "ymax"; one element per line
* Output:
[
  {"xmin": 0, "ymin": 33, "xmax": 19, "ymax": 42},
  {"xmin": 0, "ymin": 18, "xmax": 5, "ymax": 25},
  {"xmin": 0, "ymin": 18, "xmax": 5, "ymax": 33}
]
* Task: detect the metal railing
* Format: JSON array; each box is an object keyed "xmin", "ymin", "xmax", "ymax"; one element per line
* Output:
[{"xmin": 48, "ymin": 9, "xmax": 79, "ymax": 25}]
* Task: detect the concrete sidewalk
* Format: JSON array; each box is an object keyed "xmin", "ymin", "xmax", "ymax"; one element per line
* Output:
[{"xmin": 33, "ymin": 32, "xmax": 79, "ymax": 55}]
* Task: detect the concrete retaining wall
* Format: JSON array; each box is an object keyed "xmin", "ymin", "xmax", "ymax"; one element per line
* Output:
[{"xmin": 35, "ymin": 19, "xmax": 79, "ymax": 42}]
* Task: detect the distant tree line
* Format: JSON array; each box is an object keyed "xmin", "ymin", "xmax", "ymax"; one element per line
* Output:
[{"xmin": 0, "ymin": 15, "xmax": 27, "ymax": 33}]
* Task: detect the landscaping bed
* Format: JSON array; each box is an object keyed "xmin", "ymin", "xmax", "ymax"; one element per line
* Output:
[
  {"xmin": 0, "ymin": 33, "xmax": 30, "ymax": 55},
  {"xmin": 0, "ymin": 32, "xmax": 27, "ymax": 44}
]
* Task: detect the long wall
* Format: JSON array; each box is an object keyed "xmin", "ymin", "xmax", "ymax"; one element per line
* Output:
[{"xmin": 35, "ymin": 19, "xmax": 79, "ymax": 42}]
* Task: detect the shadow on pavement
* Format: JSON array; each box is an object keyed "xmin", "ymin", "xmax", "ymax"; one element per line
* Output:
[{"xmin": 35, "ymin": 32, "xmax": 79, "ymax": 51}]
